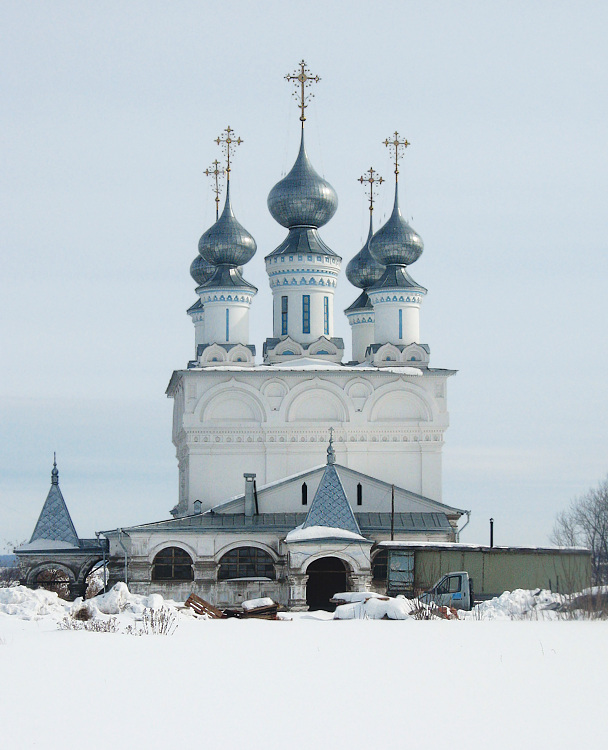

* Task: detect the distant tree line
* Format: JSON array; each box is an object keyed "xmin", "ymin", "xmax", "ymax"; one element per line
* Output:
[{"xmin": 551, "ymin": 476, "xmax": 608, "ymax": 586}]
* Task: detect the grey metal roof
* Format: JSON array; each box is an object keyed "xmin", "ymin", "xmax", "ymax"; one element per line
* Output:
[
  {"xmin": 344, "ymin": 289, "xmax": 373, "ymax": 313},
  {"xmin": 358, "ymin": 512, "xmax": 452, "ymax": 532},
  {"xmin": 369, "ymin": 183, "xmax": 423, "ymax": 267},
  {"xmin": 369, "ymin": 264, "xmax": 427, "ymax": 293},
  {"xmin": 109, "ymin": 511, "xmax": 452, "ymax": 536},
  {"xmin": 345, "ymin": 214, "xmax": 385, "ymax": 289},
  {"xmin": 29, "ymin": 461, "xmax": 79, "ymax": 547},
  {"xmin": 198, "ymin": 182, "xmax": 257, "ymax": 267},
  {"xmin": 265, "ymin": 225, "xmax": 340, "ymax": 259},
  {"xmin": 302, "ymin": 463, "xmax": 361, "ymax": 535},
  {"xmin": 190, "ymin": 254, "xmax": 215, "ymax": 286},
  {"xmin": 197, "ymin": 264, "xmax": 257, "ymax": 293},
  {"xmin": 267, "ymin": 130, "xmax": 338, "ymax": 230}
]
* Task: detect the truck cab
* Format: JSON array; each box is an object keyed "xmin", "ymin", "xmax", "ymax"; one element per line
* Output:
[{"xmin": 420, "ymin": 571, "xmax": 473, "ymax": 611}]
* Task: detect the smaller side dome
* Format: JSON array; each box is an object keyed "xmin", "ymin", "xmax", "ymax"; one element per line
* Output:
[
  {"xmin": 198, "ymin": 183, "xmax": 257, "ymax": 267},
  {"xmin": 346, "ymin": 216, "xmax": 386, "ymax": 289},
  {"xmin": 267, "ymin": 131, "xmax": 338, "ymax": 229},
  {"xmin": 369, "ymin": 187, "xmax": 423, "ymax": 267},
  {"xmin": 190, "ymin": 254, "xmax": 215, "ymax": 286}
]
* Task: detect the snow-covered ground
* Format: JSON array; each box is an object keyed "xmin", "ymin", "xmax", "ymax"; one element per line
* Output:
[{"xmin": 1, "ymin": 585, "xmax": 606, "ymax": 749}]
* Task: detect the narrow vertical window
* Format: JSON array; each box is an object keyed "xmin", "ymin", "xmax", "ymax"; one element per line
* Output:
[
  {"xmin": 302, "ymin": 482, "xmax": 308, "ymax": 505},
  {"xmin": 281, "ymin": 296, "xmax": 288, "ymax": 335},
  {"xmin": 225, "ymin": 308, "xmax": 230, "ymax": 342},
  {"xmin": 399, "ymin": 308, "xmax": 403, "ymax": 340},
  {"xmin": 357, "ymin": 483, "xmax": 363, "ymax": 506},
  {"xmin": 302, "ymin": 295, "xmax": 310, "ymax": 334},
  {"xmin": 323, "ymin": 296, "xmax": 329, "ymax": 336}
]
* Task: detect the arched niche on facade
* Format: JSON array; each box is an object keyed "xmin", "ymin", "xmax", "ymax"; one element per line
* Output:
[
  {"xmin": 198, "ymin": 380, "xmax": 266, "ymax": 424},
  {"xmin": 368, "ymin": 387, "xmax": 432, "ymax": 423},
  {"xmin": 286, "ymin": 386, "xmax": 348, "ymax": 423}
]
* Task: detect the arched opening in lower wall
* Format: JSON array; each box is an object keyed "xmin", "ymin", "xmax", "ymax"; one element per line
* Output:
[
  {"xmin": 35, "ymin": 568, "xmax": 71, "ymax": 599},
  {"xmin": 306, "ymin": 557, "xmax": 348, "ymax": 612}
]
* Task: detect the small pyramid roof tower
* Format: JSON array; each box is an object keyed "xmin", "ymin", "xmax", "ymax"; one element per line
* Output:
[
  {"xmin": 29, "ymin": 455, "xmax": 79, "ymax": 547},
  {"xmin": 301, "ymin": 432, "xmax": 362, "ymax": 536}
]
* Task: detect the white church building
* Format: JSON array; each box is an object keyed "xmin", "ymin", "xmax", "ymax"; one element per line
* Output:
[
  {"xmin": 99, "ymin": 63, "xmax": 465, "ymax": 610},
  {"xmin": 16, "ymin": 63, "xmax": 468, "ymax": 611}
]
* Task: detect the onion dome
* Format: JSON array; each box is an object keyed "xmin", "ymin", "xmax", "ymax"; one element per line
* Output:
[
  {"xmin": 369, "ymin": 185, "xmax": 423, "ymax": 267},
  {"xmin": 190, "ymin": 254, "xmax": 215, "ymax": 286},
  {"xmin": 267, "ymin": 131, "xmax": 338, "ymax": 229},
  {"xmin": 346, "ymin": 215, "xmax": 386, "ymax": 289},
  {"xmin": 198, "ymin": 182, "xmax": 256, "ymax": 267}
]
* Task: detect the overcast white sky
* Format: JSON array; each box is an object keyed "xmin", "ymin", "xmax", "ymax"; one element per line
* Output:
[{"xmin": 1, "ymin": 1, "xmax": 607, "ymax": 549}]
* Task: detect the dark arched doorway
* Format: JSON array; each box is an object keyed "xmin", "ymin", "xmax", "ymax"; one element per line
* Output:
[{"xmin": 306, "ymin": 557, "xmax": 348, "ymax": 612}]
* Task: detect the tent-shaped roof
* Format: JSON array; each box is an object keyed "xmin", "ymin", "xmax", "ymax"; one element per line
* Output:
[
  {"xmin": 28, "ymin": 458, "xmax": 79, "ymax": 548},
  {"xmin": 301, "ymin": 435, "xmax": 361, "ymax": 536}
]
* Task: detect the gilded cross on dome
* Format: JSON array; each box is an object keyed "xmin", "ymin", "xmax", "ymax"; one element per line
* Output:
[
  {"xmin": 383, "ymin": 131, "xmax": 410, "ymax": 181},
  {"xmin": 215, "ymin": 126, "xmax": 243, "ymax": 179},
  {"xmin": 285, "ymin": 60, "xmax": 321, "ymax": 125},
  {"xmin": 358, "ymin": 167, "xmax": 384, "ymax": 213},
  {"xmin": 204, "ymin": 159, "xmax": 225, "ymax": 220}
]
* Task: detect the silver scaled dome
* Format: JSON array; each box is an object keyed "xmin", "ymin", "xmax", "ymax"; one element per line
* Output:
[
  {"xmin": 198, "ymin": 182, "xmax": 257, "ymax": 267},
  {"xmin": 190, "ymin": 254, "xmax": 215, "ymax": 286},
  {"xmin": 369, "ymin": 186, "xmax": 423, "ymax": 267},
  {"xmin": 267, "ymin": 131, "xmax": 338, "ymax": 229},
  {"xmin": 346, "ymin": 215, "xmax": 386, "ymax": 289}
]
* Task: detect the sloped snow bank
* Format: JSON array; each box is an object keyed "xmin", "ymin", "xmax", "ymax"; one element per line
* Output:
[
  {"xmin": 334, "ymin": 594, "xmax": 417, "ymax": 620},
  {"xmin": 0, "ymin": 585, "xmax": 71, "ymax": 620},
  {"xmin": 461, "ymin": 589, "xmax": 564, "ymax": 620},
  {"xmin": 75, "ymin": 582, "xmax": 176, "ymax": 617},
  {"xmin": 0, "ymin": 583, "xmax": 180, "ymax": 623}
]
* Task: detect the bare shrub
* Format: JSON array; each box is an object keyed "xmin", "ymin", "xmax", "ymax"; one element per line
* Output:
[
  {"xmin": 141, "ymin": 607, "xmax": 178, "ymax": 635},
  {"xmin": 58, "ymin": 615, "xmax": 119, "ymax": 633},
  {"xmin": 72, "ymin": 606, "xmax": 93, "ymax": 621}
]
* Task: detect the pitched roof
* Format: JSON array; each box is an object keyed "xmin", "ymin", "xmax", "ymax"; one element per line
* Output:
[
  {"xmin": 29, "ymin": 461, "xmax": 79, "ymax": 547},
  {"xmin": 302, "ymin": 463, "xmax": 361, "ymax": 535}
]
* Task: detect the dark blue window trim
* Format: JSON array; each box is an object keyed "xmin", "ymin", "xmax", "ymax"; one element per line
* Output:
[
  {"xmin": 302, "ymin": 295, "xmax": 310, "ymax": 334},
  {"xmin": 281, "ymin": 296, "xmax": 288, "ymax": 335}
]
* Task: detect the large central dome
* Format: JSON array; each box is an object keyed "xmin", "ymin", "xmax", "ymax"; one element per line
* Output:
[{"xmin": 268, "ymin": 131, "xmax": 338, "ymax": 229}]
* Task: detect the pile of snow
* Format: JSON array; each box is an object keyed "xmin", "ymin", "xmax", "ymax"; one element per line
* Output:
[
  {"xmin": 334, "ymin": 593, "xmax": 417, "ymax": 620},
  {"xmin": 462, "ymin": 589, "xmax": 564, "ymax": 620},
  {"xmin": 0, "ymin": 585, "xmax": 71, "ymax": 620},
  {"xmin": 75, "ymin": 582, "xmax": 172, "ymax": 617},
  {"xmin": 0, "ymin": 583, "xmax": 179, "ymax": 624}
]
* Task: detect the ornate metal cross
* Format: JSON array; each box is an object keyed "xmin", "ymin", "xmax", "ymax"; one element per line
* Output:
[
  {"xmin": 204, "ymin": 159, "xmax": 225, "ymax": 220},
  {"xmin": 358, "ymin": 167, "xmax": 384, "ymax": 212},
  {"xmin": 215, "ymin": 126, "xmax": 243, "ymax": 178},
  {"xmin": 383, "ymin": 131, "xmax": 410, "ymax": 180},
  {"xmin": 285, "ymin": 60, "xmax": 321, "ymax": 124}
]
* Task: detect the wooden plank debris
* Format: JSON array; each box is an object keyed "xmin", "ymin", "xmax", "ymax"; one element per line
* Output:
[{"xmin": 184, "ymin": 593, "xmax": 225, "ymax": 619}]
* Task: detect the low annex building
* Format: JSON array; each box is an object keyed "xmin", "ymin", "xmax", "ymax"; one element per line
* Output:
[{"xmin": 102, "ymin": 436, "xmax": 464, "ymax": 609}]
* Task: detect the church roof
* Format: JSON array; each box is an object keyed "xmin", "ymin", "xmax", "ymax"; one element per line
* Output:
[
  {"xmin": 302, "ymin": 464, "xmax": 361, "ymax": 535},
  {"xmin": 104, "ymin": 511, "xmax": 452, "ymax": 535},
  {"xmin": 28, "ymin": 458, "xmax": 79, "ymax": 548}
]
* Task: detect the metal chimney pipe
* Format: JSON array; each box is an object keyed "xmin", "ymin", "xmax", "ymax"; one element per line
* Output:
[{"xmin": 490, "ymin": 517, "xmax": 494, "ymax": 548}]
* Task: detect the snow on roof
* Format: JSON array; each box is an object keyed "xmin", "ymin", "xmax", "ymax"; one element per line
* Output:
[
  {"xmin": 16, "ymin": 540, "xmax": 79, "ymax": 551},
  {"xmin": 285, "ymin": 525, "xmax": 367, "ymax": 543},
  {"xmin": 377, "ymin": 541, "xmax": 591, "ymax": 553}
]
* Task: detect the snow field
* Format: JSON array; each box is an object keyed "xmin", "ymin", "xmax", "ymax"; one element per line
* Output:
[{"xmin": 1, "ymin": 585, "xmax": 607, "ymax": 749}]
